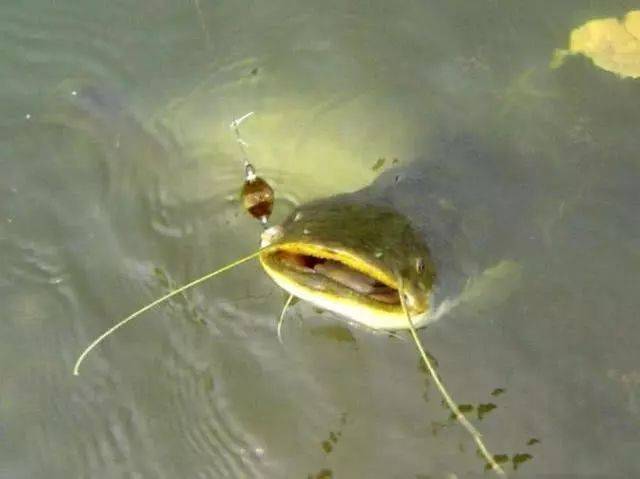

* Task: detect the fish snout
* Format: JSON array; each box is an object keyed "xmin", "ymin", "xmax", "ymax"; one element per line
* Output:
[{"xmin": 260, "ymin": 225, "xmax": 284, "ymax": 248}]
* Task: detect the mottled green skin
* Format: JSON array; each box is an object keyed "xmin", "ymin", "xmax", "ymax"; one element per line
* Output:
[{"xmin": 271, "ymin": 193, "xmax": 436, "ymax": 294}]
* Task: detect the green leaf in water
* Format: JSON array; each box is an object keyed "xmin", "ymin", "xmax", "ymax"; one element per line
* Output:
[
  {"xmin": 372, "ymin": 157, "xmax": 386, "ymax": 171},
  {"xmin": 491, "ymin": 387, "xmax": 505, "ymax": 396},
  {"xmin": 553, "ymin": 11, "xmax": 640, "ymax": 79},
  {"xmin": 450, "ymin": 404, "xmax": 474, "ymax": 420},
  {"xmin": 477, "ymin": 402, "xmax": 497, "ymax": 420},
  {"xmin": 513, "ymin": 453, "xmax": 533, "ymax": 470},
  {"xmin": 321, "ymin": 440, "xmax": 332, "ymax": 454},
  {"xmin": 308, "ymin": 469, "xmax": 333, "ymax": 479},
  {"xmin": 484, "ymin": 454, "xmax": 509, "ymax": 470}
]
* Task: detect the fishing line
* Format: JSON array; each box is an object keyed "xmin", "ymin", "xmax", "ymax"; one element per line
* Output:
[
  {"xmin": 73, "ymin": 249, "xmax": 265, "ymax": 376},
  {"xmin": 398, "ymin": 278, "xmax": 506, "ymax": 477},
  {"xmin": 230, "ymin": 111, "xmax": 255, "ymax": 177},
  {"xmin": 232, "ymin": 112, "xmax": 275, "ymax": 226}
]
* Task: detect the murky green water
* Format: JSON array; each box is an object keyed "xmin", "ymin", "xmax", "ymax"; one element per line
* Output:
[{"xmin": 2, "ymin": 1, "xmax": 640, "ymax": 477}]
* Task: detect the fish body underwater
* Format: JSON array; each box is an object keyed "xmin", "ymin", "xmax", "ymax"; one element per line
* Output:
[
  {"xmin": 63, "ymin": 90, "xmax": 536, "ymax": 474},
  {"xmin": 46, "ymin": 82, "xmax": 531, "ymax": 334},
  {"xmin": 260, "ymin": 136, "xmax": 536, "ymax": 330}
]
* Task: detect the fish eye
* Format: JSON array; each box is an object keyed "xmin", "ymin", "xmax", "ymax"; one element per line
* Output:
[{"xmin": 416, "ymin": 258, "xmax": 425, "ymax": 273}]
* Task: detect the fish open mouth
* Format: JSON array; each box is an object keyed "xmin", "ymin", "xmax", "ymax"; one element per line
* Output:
[
  {"xmin": 260, "ymin": 241, "xmax": 429, "ymax": 329},
  {"xmin": 272, "ymin": 248, "xmax": 400, "ymax": 304}
]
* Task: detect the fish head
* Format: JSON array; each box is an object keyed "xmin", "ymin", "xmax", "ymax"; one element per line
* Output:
[{"xmin": 259, "ymin": 196, "xmax": 435, "ymax": 330}]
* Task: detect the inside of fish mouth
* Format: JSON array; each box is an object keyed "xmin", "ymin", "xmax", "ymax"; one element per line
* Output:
[{"xmin": 273, "ymin": 251, "xmax": 400, "ymax": 305}]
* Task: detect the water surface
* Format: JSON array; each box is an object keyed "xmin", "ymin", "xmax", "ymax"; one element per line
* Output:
[{"xmin": 2, "ymin": 1, "xmax": 640, "ymax": 477}]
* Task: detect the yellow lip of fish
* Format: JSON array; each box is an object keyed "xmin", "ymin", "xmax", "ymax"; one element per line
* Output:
[
  {"xmin": 259, "ymin": 203, "xmax": 433, "ymax": 330},
  {"xmin": 259, "ymin": 242, "xmax": 429, "ymax": 330}
]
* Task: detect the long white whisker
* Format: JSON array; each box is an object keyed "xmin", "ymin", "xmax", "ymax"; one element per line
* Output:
[
  {"xmin": 398, "ymin": 278, "xmax": 506, "ymax": 477},
  {"xmin": 73, "ymin": 249, "xmax": 265, "ymax": 376},
  {"xmin": 277, "ymin": 294, "xmax": 295, "ymax": 345}
]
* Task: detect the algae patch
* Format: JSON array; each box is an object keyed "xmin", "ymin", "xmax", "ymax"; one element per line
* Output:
[{"xmin": 553, "ymin": 11, "xmax": 640, "ymax": 78}]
